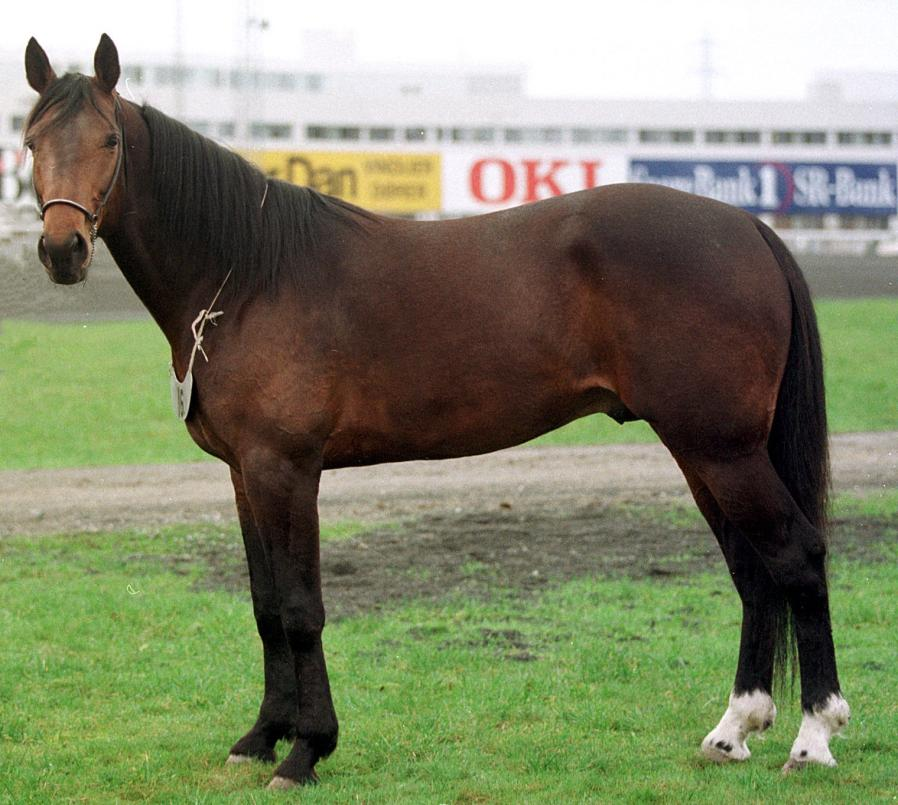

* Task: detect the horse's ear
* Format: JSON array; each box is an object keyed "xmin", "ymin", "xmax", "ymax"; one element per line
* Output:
[
  {"xmin": 93, "ymin": 33, "xmax": 120, "ymax": 93},
  {"xmin": 25, "ymin": 37, "xmax": 57, "ymax": 93}
]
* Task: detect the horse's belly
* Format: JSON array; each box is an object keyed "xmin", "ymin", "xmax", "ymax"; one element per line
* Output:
[{"xmin": 321, "ymin": 382, "xmax": 634, "ymax": 468}]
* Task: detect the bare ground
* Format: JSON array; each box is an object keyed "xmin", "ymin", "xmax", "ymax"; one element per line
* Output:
[{"xmin": 2, "ymin": 433, "xmax": 896, "ymax": 618}]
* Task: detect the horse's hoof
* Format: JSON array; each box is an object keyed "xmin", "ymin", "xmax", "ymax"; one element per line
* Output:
[
  {"xmin": 782, "ymin": 755, "xmax": 836, "ymax": 774},
  {"xmin": 701, "ymin": 736, "xmax": 750, "ymax": 763},
  {"xmin": 226, "ymin": 753, "xmax": 253, "ymax": 765},
  {"xmin": 782, "ymin": 747, "xmax": 837, "ymax": 774},
  {"xmin": 783, "ymin": 693, "xmax": 849, "ymax": 773},
  {"xmin": 268, "ymin": 775, "xmax": 297, "ymax": 790},
  {"xmin": 268, "ymin": 770, "xmax": 319, "ymax": 790}
]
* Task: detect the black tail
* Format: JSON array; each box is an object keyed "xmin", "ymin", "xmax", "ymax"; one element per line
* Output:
[
  {"xmin": 757, "ymin": 220, "xmax": 830, "ymax": 530},
  {"xmin": 754, "ymin": 218, "xmax": 830, "ymax": 691}
]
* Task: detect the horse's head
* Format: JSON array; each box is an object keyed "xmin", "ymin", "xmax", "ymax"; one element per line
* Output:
[{"xmin": 24, "ymin": 34, "xmax": 123, "ymax": 284}]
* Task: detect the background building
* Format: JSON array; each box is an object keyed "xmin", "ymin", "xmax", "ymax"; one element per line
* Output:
[{"xmin": 2, "ymin": 51, "xmax": 897, "ymax": 249}]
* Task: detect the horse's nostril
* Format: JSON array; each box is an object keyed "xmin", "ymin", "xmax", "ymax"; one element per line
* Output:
[
  {"xmin": 72, "ymin": 231, "xmax": 88, "ymax": 258},
  {"xmin": 38, "ymin": 235, "xmax": 49, "ymax": 266}
]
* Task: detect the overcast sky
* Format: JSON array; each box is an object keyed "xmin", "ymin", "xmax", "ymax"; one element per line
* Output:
[{"xmin": 4, "ymin": 0, "xmax": 898, "ymax": 100}]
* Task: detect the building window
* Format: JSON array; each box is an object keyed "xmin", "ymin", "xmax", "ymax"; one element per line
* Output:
[
  {"xmin": 571, "ymin": 128, "xmax": 628, "ymax": 144},
  {"xmin": 638, "ymin": 129, "xmax": 695, "ymax": 144},
  {"xmin": 11, "ymin": 115, "xmax": 25, "ymax": 133},
  {"xmin": 218, "ymin": 122, "xmax": 236, "ymax": 138},
  {"xmin": 122, "ymin": 65, "xmax": 144, "ymax": 85},
  {"xmin": 155, "ymin": 66, "xmax": 198, "ymax": 86},
  {"xmin": 450, "ymin": 127, "xmax": 496, "ymax": 143},
  {"xmin": 262, "ymin": 72, "xmax": 297, "ymax": 91},
  {"xmin": 704, "ymin": 130, "xmax": 761, "ymax": 144},
  {"xmin": 405, "ymin": 127, "xmax": 427, "ymax": 141},
  {"xmin": 772, "ymin": 130, "xmax": 827, "ymax": 145},
  {"xmin": 250, "ymin": 123, "xmax": 293, "ymax": 140},
  {"xmin": 504, "ymin": 127, "xmax": 563, "ymax": 144},
  {"xmin": 306, "ymin": 74, "xmax": 324, "ymax": 92},
  {"xmin": 836, "ymin": 131, "xmax": 893, "ymax": 146},
  {"xmin": 198, "ymin": 68, "xmax": 223, "ymax": 88},
  {"xmin": 306, "ymin": 125, "xmax": 360, "ymax": 141},
  {"xmin": 369, "ymin": 127, "xmax": 395, "ymax": 141}
]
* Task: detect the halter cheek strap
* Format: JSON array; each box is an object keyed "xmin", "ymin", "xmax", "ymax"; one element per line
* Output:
[{"xmin": 36, "ymin": 97, "xmax": 125, "ymax": 246}]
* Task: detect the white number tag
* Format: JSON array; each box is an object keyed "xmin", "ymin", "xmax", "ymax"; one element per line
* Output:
[{"xmin": 170, "ymin": 364, "xmax": 194, "ymax": 421}]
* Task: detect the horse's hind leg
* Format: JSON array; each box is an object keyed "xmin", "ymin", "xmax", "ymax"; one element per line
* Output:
[
  {"xmin": 226, "ymin": 469, "xmax": 299, "ymax": 765},
  {"xmin": 679, "ymin": 469, "xmax": 779, "ymax": 762},
  {"xmin": 688, "ymin": 451, "xmax": 849, "ymax": 769}
]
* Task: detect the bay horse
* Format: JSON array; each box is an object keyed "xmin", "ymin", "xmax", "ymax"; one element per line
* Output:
[{"xmin": 23, "ymin": 35, "xmax": 849, "ymax": 789}]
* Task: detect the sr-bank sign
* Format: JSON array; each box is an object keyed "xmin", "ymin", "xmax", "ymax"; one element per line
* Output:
[{"xmin": 629, "ymin": 160, "xmax": 898, "ymax": 215}]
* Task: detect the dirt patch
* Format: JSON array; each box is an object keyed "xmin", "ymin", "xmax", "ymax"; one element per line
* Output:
[
  {"xmin": 2, "ymin": 434, "xmax": 896, "ymax": 621},
  {"xmin": 2, "ymin": 433, "xmax": 895, "ymax": 539},
  {"xmin": 184, "ymin": 502, "xmax": 897, "ymax": 621}
]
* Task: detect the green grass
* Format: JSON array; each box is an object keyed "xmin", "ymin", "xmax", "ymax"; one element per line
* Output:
[
  {"xmin": 0, "ymin": 319, "xmax": 207, "ymax": 469},
  {"xmin": 816, "ymin": 298, "xmax": 898, "ymax": 433},
  {"xmin": 1, "ymin": 298, "xmax": 896, "ymax": 469},
  {"xmin": 0, "ymin": 516, "xmax": 896, "ymax": 803}
]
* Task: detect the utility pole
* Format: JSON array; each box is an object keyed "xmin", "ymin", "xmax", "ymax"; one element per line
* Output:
[
  {"xmin": 239, "ymin": 0, "xmax": 269, "ymax": 147},
  {"xmin": 699, "ymin": 33, "xmax": 714, "ymax": 100},
  {"xmin": 173, "ymin": 0, "xmax": 185, "ymax": 119}
]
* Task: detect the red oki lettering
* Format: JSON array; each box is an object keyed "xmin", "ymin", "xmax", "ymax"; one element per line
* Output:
[
  {"xmin": 523, "ymin": 160, "xmax": 567, "ymax": 201},
  {"xmin": 470, "ymin": 159, "xmax": 515, "ymax": 203}
]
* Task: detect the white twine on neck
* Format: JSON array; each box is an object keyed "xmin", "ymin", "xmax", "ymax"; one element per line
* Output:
[{"xmin": 185, "ymin": 268, "xmax": 233, "ymax": 376}]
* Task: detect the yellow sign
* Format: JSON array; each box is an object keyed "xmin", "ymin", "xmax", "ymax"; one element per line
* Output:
[{"xmin": 246, "ymin": 150, "xmax": 442, "ymax": 214}]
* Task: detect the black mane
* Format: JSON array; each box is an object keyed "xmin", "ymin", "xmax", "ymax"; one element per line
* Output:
[
  {"xmin": 28, "ymin": 73, "xmax": 375, "ymax": 298},
  {"xmin": 140, "ymin": 105, "xmax": 375, "ymax": 297}
]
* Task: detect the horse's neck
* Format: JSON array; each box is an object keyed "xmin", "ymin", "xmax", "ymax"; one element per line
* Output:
[
  {"xmin": 103, "ymin": 220, "xmax": 218, "ymax": 365},
  {"xmin": 102, "ymin": 102, "xmax": 223, "ymax": 362}
]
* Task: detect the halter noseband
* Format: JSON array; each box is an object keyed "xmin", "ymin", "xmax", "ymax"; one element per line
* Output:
[{"xmin": 37, "ymin": 97, "xmax": 125, "ymax": 246}]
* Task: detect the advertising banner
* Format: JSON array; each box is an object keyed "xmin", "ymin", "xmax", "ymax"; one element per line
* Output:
[
  {"xmin": 245, "ymin": 150, "xmax": 441, "ymax": 214},
  {"xmin": 629, "ymin": 160, "xmax": 898, "ymax": 216},
  {"xmin": 443, "ymin": 151, "xmax": 628, "ymax": 213},
  {"xmin": 0, "ymin": 148, "xmax": 33, "ymax": 204}
]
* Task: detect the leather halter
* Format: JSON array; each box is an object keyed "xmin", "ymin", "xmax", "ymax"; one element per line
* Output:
[{"xmin": 37, "ymin": 97, "xmax": 125, "ymax": 246}]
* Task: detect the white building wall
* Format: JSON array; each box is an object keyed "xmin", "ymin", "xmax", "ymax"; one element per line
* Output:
[{"xmin": 2, "ymin": 51, "xmax": 897, "ymax": 243}]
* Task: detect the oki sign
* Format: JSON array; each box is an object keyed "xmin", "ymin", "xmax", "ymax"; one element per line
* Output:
[
  {"xmin": 444, "ymin": 151, "xmax": 627, "ymax": 212},
  {"xmin": 470, "ymin": 158, "xmax": 602, "ymax": 203}
]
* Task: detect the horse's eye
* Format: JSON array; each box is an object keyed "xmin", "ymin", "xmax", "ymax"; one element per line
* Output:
[
  {"xmin": 24, "ymin": 138, "xmax": 35, "ymax": 152},
  {"xmin": 105, "ymin": 133, "xmax": 119, "ymax": 149}
]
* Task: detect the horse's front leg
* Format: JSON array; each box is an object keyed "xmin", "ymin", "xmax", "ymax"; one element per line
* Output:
[
  {"xmin": 227, "ymin": 468, "xmax": 299, "ymax": 765},
  {"xmin": 241, "ymin": 451, "xmax": 338, "ymax": 789}
]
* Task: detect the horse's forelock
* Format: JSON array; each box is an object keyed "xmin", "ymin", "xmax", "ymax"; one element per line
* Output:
[{"xmin": 26, "ymin": 73, "xmax": 115, "ymax": 135}]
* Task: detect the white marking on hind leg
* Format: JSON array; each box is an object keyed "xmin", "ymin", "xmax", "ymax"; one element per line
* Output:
[
  {"xmin": 783, "ymin": 693, "xmax": 850, "ymax": 772},
  {"xmin": 701, "ymin": 690, "xmax": 776, "ymax": 762}
]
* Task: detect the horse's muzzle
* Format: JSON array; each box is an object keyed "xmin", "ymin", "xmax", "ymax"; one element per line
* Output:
[{"xmin": 38, "ymin": 230, "xmax": 91, "ymax": 284}]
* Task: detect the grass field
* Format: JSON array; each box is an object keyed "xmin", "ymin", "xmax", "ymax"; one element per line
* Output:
[
  {"xmin": 1, "ymin": 297, "xmax": 896, "ymax": 801},
  {"xmin": 1, "ymin": 503, "xmax": 896, "ymax": 803},
  {"xmin": 1, "ymin": 298, "xmax": 896, "ymax": 470}
]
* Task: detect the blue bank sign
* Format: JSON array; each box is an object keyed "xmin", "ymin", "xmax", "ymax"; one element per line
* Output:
[{"xmin": 628, "ymin": 160, "xmax": 898, "ymax": 215}]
